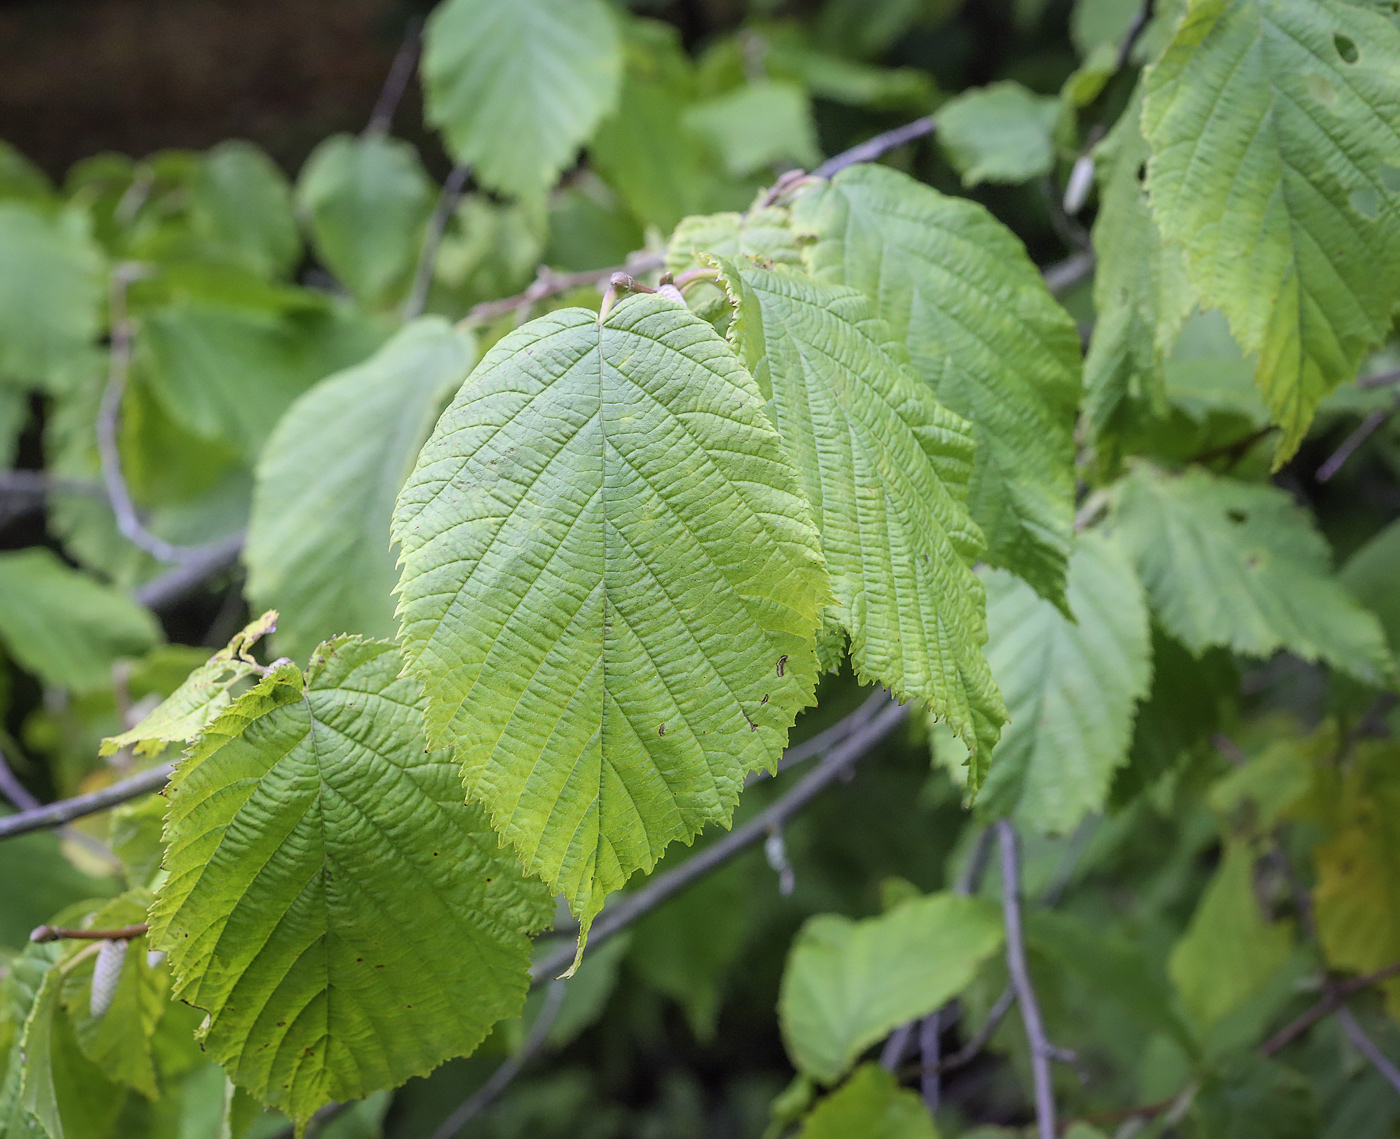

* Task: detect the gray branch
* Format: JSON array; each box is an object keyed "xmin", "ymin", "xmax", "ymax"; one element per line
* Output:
[
  {"xmin": 0, "ymin": 763, "xmax": 173, "ymax": 842},
  {"xmin": 813, "ymin": 116, "xmax": 937, "ymax": 180},
  {"xmin": 403, "ymin": 163, "xmax": 473, "ymax": 321}
]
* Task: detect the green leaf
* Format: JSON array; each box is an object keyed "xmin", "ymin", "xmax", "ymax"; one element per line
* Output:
[
  {"xmin": 793, "ymin": 164, "xmax": 1082, "ymax": 605},
  {"xmin": 1142, "ymin": 0, "xmax": 1400, "ymax": 461},
  {"xmin": 0, "ymin": 549, "xmax": 161, "ymax": 692},
  {"xmin": 1082, "ymin": 86, "xmax": 1196, "ymax": 441},
  {"xmin": 188, "ymin": 141, "xmax": 300, "ymax": 281},
  {"xmin": 1113, "ymin": 464, "xmax": 1397, "ymax": 688},
  {"xmin": 99, "ymin": 610, "xmax": 276, "ymax": 758},
  {"xmin": 1342, "ymin": 517, "xmax": 1400, "ymax": 664},
  {"xmin": 975, "ymin": 530, "xmax": 1152, "ymax": 834},
  {"xmin": 392, "ymin": 295, "xmax": 829, "ymax": 929},
  {"xmin": 422, "ymin": 0, "xmax": 622, "ymax": 201},
  {"xmin": 296, "ymin": 134, "xmax": 434, "ymax": 308},
  {"xmin": 246, "ymin": 320, "xmax": 475, "ymax": 663},
  {"xmin": 0, "ymin": 385, "xmax": 29, "ymax": 467},
  {"xmin": 1192, "ymin": 1055, "xmax": 1320, "ymax": 1139},
  {"xmin": 0, "ymin": 204, "xmax": 103, "ymax": 391},
  {"xmin": 136, "ymin": 287, "xmax": 389, "ymax": 463},
  {"xmin": 718, "ymin": 261, "xmax": 1005, "ymax": 781},
  {"xmin": 0, "ymin": 834, "xmax": 118, "ymax": 953},
  {"xmin": 1169, "ymin": 843, "xmax": 1294, "ymax": 1031},
  {"xmin": 683, "ymin": 81, "xmax": 821, "ymax": 178},
  {"xmin": 665, "ymin": 207, "xmax": 802, "ymax": 275},
  {"xmin": 797, "ymin": 1064, "xmax": 938, "ymax": 1139},
  {"xmin": 148, "ymin": 637, "xmax": 553, "ymax": 1128},
  {"xmin": 936, "ymin": 81, "xmax": 1060, "ymax": 187},
  {"xmin": 778, "ymin": 892, "xmax": 1003, "ymax": 1084}
]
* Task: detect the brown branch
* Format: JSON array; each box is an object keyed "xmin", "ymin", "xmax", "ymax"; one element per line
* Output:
[
  {"xmin": 464, "ymin": 251, "xmax": 667, "ymax": 327},
  {"xmin": 1261, "ymin": 960, "xmax": 1400, "ymax": 1056},
  {"xmin": 31, "ymin": 923, "xmax": 149, "ymax": 943}
]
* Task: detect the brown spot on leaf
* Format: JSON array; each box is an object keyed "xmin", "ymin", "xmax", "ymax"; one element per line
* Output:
[
  {"xmin": 658, "ymin": 723, "xmax": 666, "ymax": 736},
  {"xmin": 776, "ymin": 655, "xmax": 788, "ymax": 677}
]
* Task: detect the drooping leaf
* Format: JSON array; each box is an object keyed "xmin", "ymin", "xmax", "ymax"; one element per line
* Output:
[
  {"xmin": 0, "ymin": 204, "xmax": 103, "ymax": 391},
  {"xmin": 797, "ymin": 1064, "xmax": 939, "ymax": 1139},
  {"xmin": 975, "ymin": 530, "xmax": 1152, "ymax": 834},
  {"xmin": 0, "ymin": 549, "xmax": 161, "ymax": 692},
  {"xmin": 246, "ymin": 320, "xmax": 475, "ymax": 663},
  {"xmin": 778, "ymin": 892, "xmax": 1003, "ymax": 1084},
  {"xmin": 188, "ymin": 141, "xmax": 300, "ymax": 281},
  {"xmin": 296, "ymin": 134, "xmax": 435, "ymax": 308},
  {"xmin": 683, "ymin": 81, "xmax": 821, "ymax": 178},
  {"xmin": 1082, "ymin": 85, "xmax": 1196, "ymax": 441},
  {"xmin": 149, "ymin": 637, "xmax": 553, "ymax": 1128},
  {"xmin": 1142, "ymin": 0, "xmax": 1400, "ymax": 461},
  {"xmin": 422, "ymin": 0, "xmax": 623, "ymax": 201},
  {"xmin": 1314, "ymin": 740, "xmax": 1400, "ymax": 1018},
  {"xmin": 718, "ymin": 260, "xmax": 1005, "ymax": 780},
  {"xmin": 936, "ymin": 81, "xmax": 1060, "ymax": 186},
  {"xmin": 1168, "ymin": 843, "xmax": 1294, "ymax": 1031},
  {"xmin": 392, "ymin": 295, "xmax": 830, "ymax": 929},
  {"xmin": 793, "ymin": 164, "xmax": 1082, "ymax": 605},
  {"xmin": 99, "ymin": 610, "xmax": 277, "ymax": 758},
  {"xmin": 1112, "ymin": 464, "xmax": 1397, "ymax": 688}
]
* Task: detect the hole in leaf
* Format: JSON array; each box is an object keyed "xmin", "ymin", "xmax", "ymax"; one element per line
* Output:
[
  {"xmin": 1136, "ymin": 161, "xmax": 1148, "ymax": 184},
  {"xmin": 1227, "ymin": 509, "xmax": 1248, "ymax": 525},
  {"xmin": 1381, "ymin": 164, "xmax": 1400, "ymax": 194},
  {"xmin": 1334, "ymin": 33, "xmax": 1359, "ymax": 63},
  {"xmin": 1351, "ymin": 187, "xmax": 1379, "ymax": 220},
  {"xmin": 1306, "ymin": 73, "xmax": 1338, "ymax": 107}
]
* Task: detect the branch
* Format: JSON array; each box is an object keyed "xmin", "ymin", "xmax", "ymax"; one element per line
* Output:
[
  {"xmin": 1114, "ymin": 0, "xmax": 1157, "ymax": 72},
  {"xmin": 813, "ymin": 115, "xmax": 936, "ymax": 180},
  {"xmin": 1260, "ymin": 960, "xmax": 1400, "ymax": 1056},
  {"xmin": 1337, "ymin": 1006, "xmax": 1400, "ymax": 1097},
  {"xmin": 365, "ymin": 16, "xmax": 423, "ymax": 137},
  {"xmin": 464, "ymin": 251, "xmax": 667, "ymax": 328},
  {"xmin": 30, "ymin": 923, "xmax": 148, "ymax": 943},
  {"xmin": 997, "ymin": 820, "xmax": 1058, "ymax": 1139},
  {"xmin": 98, "ymin": 265, "xmax": 217, "ymax": 565},
  {"xmin": 131, "ymin": 531, "xmax": 245, "ymax": 611},
  {"xmin": 750, "ymin": 688, "xmax": 891, "ymax": 786},
  {"xmin": 431, "ymin": 979, "xmax": 567, "ymax": 1139},
  {"xmin": 1359, "ymin": 367, "xmax": 1400, "ymax": 390},
  {"xmin": 1317, "ymin": 399, "xmax": 1397, "ymax": 482},
  {"xmin": 1041, "ymin": 251, "xmax": 1095, "ymax": 298},
  {"xmin": 0, "ymin": 471, "xmax": 105, "ymax": 500},
  {"xmin": 403, "ymin": 163, "xmax": 473, "ymax": 321},
  {"xmin": 0, "ymin": 763, "xmax": 173, "ymax": 842},
  {"xmin": 530, "ymin": 697, "xmax": 908, "ymax": 983}
]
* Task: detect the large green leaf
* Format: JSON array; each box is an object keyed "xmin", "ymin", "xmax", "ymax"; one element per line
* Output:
[
  {"xmin": 1142, "ymin": 0, "xmax": 1400, "ymax": 461},
  {"xmin": 1113, "ymin": 465, "xmax": 1397, "ymax": 688},
  {"xmin": 683, "ymin": 80, "xmax": 820, "ymax": 178},
  {"xmin": 793, "ymin": 164, "xmax": 1082, "ymax": 605},
  {"xmin": 665, "ymin": 207, "xmax": 802, "ymax": 276},
  {"xmin": 975, "ymin": 530, "xmax": 1152, "ymax": 834},
  {"xmin": 148, "ymin": 637, "xmax": 553, "ymax": 1128},
  {"xmin": 296, "ymin": 134, "xmax": 434, "ymax": 308},
  {"xmin": 936, "ymin": 81, "xmax": 1060, "ymax": 186},
  {"xmin": 778, "ymin": 892, "xmax": 1003, "ymax": 1084},
  {"xmin": 392, "ymin": 294, "xmax": 829, "ymax": 931},
  {"xmin": 719, "ymin": 261, "xmax": 1005, "ymax": 780},
  {"xmin": 0, "ymin": 549, "xmax": 161, "ymax": 692},
  {"xmin": 1169, "ymin": 844, "xmax": 1294, "ymax": 1031},
  {"xmin": 422, "ymin": 0, "xmax": 622, "ymax": 201},
  {"xmin": 188, "ymin": 141, "xmax": 300, "ymax": 282},
  {"xmin": 246, "ymin": 320, "xmax": 474, "ymax": 663},
  {"xmin": 798, "ymin": 1064, "xmax": 938, "ymax": 1139},
  {"xmin": 1082, "ymin": 85, "xmax": 1196, "ymax": 440},
  {"xmin": 0, "ymin": 204, "xmax": 103, "ymax": 391}
]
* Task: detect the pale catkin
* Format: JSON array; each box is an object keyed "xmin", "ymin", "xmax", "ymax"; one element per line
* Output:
[{"xmin": 89, "ymin": 939, "xmax": 128, "ymax": 1019}]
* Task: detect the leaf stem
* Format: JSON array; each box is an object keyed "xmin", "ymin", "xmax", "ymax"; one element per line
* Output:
[{"xmin": 30, "ymin": 923, "xmax": 149, "ymax": 943}]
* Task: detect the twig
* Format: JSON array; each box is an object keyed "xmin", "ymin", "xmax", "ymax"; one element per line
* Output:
[
  {"xmin": 465, "ymin": 252, "xmax": 667, "ymax": 328},
  {"xmin": 997, "ymin": 820, "xmax": 1058, "ymax": 1139},
  {"xmin": 1317, "ymin": 401, "xmax": 1397, "ymax": 482},
  {"xmin": 0, "ymin": 741, "xmax": 121, "ymax": 867},
  {"xmin": 1337, "ymin": 1007, "xmax": 1400, "ymax": 1097},
  {"xmin": 131, "ymin": 532, "xmax": 245, "ymax": 610},
  {"xmin": 1359, "ymin": 367, "xmax": 1400, "ymax": 390},
  {"xmin": 403, "ymin": 163, "xmax": 473, "ymax": 321},
  {"xmin": 1041, "ymin": 251, "xmax": 1095, "ymax": 297},
  {"xmin": 0, "ymin": 471, "xmax": 105, "ymax": 499},
  {"xmin": 365, "ymin": 16, "xmax": 423, "ymax": 137},
  {"xmin": 1261, "ymin": 960, "xmax": 1400, "ymax": 1055},
  {"xmin": 30, "ymin": 923, "xmax": 148, "ymax": 943},
  {"xmin": 813, "ymin": 116, "xmax": 937, "ymax": 180},
  {"xmin": 98, "ymin": 265, "xmax": 213, "ymax": 565},
  {"xmin": 530, "ymin": 698, "xmax": 909, "ymax": 982},
  {"xmin": 749, "ymin": 688, "xmax": 890, "ymax": 786},
  {"xmin": 1115, "ymin": 0, "xmax": 1158, "ymax": 71},
  {"xmin": 431, "ymin": 980, "xmax": 568, "ymax": 1139},
  {"xmin": 938, "ymin": 986, "xmax": 1016, "ymax": 1076},
  {"xmin": 0, "ymin": 763, "xmax": 174, "ymax": 842}
]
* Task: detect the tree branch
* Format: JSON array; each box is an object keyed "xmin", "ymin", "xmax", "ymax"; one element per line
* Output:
[
  {"xmin": 365, "ymin": 17, "xmax": 423, "ymax": 137},
  {"xmin": 403, "ymin": 163, "xmax": 473, "ymax": 321},
  {"xmin": 1261, "ymin": 960, "xmax": 1400, "ymax": 1056},
  {"xmin": 431, "ymin": 980, "xmax": 568, "ymax": 1139},
  {"xmin": 131, "ymin": 532, "xmax": 245, "ymax": 610},
  {"xmin": 1115, "ymin": 0, "xmax": 1157, "ymax": 71},
  {"xmin": 1317, "ymin": 399, "xmax": 1397, "ymax": 482},
  {"xmin": 530, "ymin": 698, "xmax": 908, "ymax": 983},
  {"xmin": 30, "ymin": 923, "xmax": 148, "ymax": 943},
  {"xmin": 997, "ymin": 820, "xmax": 1058, "ymax": 1139},
  {"xmin": 464, "ymin": 251, "xmax": 667, "ymax": 328},
  {"xmin": 0, "ymin": 763, "xmax": 173, "ymax": 842},
  {"xmin": 813, "ymin": 116, "xmax": 937, "ymax": 180},
  {"xmin": 1337, "ymin": 1006, "xmax": 1400, "ymax": 1097},
  {"xmin": 0, "ymin": 471, "xmax": 105, "ymax": 500}
]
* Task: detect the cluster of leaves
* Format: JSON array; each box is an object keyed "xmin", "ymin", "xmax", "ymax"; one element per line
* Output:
[{"xmin": 3, "ymin": 0, "xmax": 1400, "ymax": 1136}]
